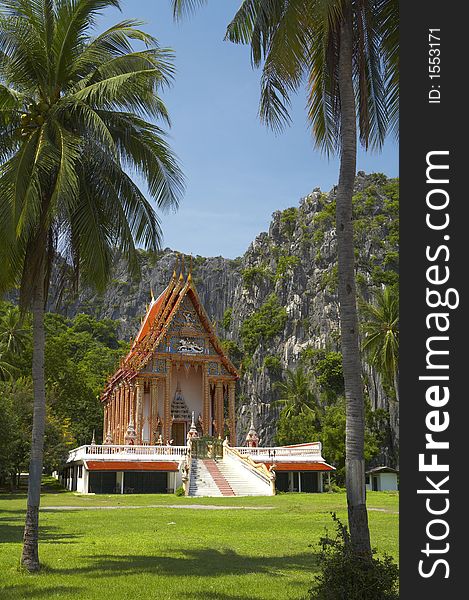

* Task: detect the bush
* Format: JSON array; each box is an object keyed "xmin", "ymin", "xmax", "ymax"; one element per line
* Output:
[
  {"xmin": 241, "ymin": 265, "xmax": 272, "ymax": 288},
  {"xmin": 175, "ymin": 486, "xmax": 185, "ymax": 497},
  {"xmin": 263, "ymin": 355, "xmax": 283, "ymax": 375},
  {"xmin": 309, "ymin": 514, "xmax": 399, "ymax": 600},
  {"xmin": 240, "ymin": 294, "xmax": 287, "ymax": 355}
]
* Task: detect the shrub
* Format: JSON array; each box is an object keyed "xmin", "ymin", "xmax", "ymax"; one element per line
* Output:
[
  {"xmin": 175, "ymin": 486, "xmax": 185, "ymax": 497},
  {"xmin": 221, "ymin": 308, "xmax": 233, "ymax": 330},
  {"xmin": 220, "ymin": 340, "xmax": 243, "ymax": 367},
  {"xmin": 280, "ymin": 207, "xmax": 298, "ymax": 236},
  {"xmin": 240, "ymin": 294, "xmax": 287, "ymax": 355},
  {"xmin": 275, "ymin": 255, "xmax": 301, "ymax": 281},
  {"xmin": 241, "ymin": 265, "xmax": 272, "ymax": 288},
  {"xmin": 263, "ymin": 355, "xmax": 283, "ymax": 376},
  {"xmin": 309, "ymin": 514, "xmax": 399, "ymax": 600}
]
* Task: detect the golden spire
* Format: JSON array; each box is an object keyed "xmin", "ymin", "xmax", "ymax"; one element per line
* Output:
[
  {"xmin": 179, "ymin": 253, "xmax": 185, "ymax": 281},
  {"xmin": 188, "ymin": 255, "xmax": 193, "ymax": 283}
]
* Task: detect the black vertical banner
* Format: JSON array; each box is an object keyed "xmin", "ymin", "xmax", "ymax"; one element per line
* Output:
[{"xmin": 400, "ymin": 2, "xmax": 467, "ymax": 597}]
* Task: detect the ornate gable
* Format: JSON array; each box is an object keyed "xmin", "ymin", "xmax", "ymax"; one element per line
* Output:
[{"xmin": 119, "ymin": 273, "xmax": 238, "ymax": 379}]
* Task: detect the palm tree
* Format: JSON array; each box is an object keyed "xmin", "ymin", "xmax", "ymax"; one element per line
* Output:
[
  {"xmin": 360, "ymin": 286, "xmax": 399, "ymax": 402},
  {"xmin": 0, "ymin": 350, "xmax": 17, "ymax": 379},
  {"xmin": 0, "ymin": 0, "xmax": 183, "ymax": 571},
  {"xmin": 0, "ymin": 306, "xmax": 30, "ymax": 354},
  {"xmin": 273, "ymin": 366, "xmax": 320, "ymax": 420},
  {"xmin": 172, "ymin": 0, "xmax": 398, "ymax": 557}
]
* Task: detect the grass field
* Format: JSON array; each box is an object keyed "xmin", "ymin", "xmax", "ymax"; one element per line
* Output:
[{"xmin": 0, "ymin": 479, "xmax": 398, "ymax": 600}]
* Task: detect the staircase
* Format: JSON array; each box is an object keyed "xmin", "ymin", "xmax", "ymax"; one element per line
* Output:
[
  {"xmin": 188, "ymin": 459, "xmax": 225, "ymax": 497},
  {"xmin": 215, "ymin": 456, "xmax": 272, "ymax": 496},
  {"xmin": 188, "ymin": 457, "xmax": 271, "ymax": 497}
]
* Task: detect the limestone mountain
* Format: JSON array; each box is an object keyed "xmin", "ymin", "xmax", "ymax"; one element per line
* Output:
[{"xmin": 51, "ymin": 172, "xmax": 399, "ymax": 450}]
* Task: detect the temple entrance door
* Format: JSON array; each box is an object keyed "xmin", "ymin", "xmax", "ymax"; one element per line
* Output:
[{"xmin": 171, "ymin": 422, "xmax": 186, "ymax": 445}]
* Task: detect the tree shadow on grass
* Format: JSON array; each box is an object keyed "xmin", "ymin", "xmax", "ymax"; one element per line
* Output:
[
  {"xmin": 0, "ymin": 585, "xmax": 81, "ymax": 599},
  {"xmin": 51, "ymin": 547, "xmax": 320, "ymax": 579},
  {"xmin": 0, "ymin": 517, "xmax": 80, "ymax": 545}
]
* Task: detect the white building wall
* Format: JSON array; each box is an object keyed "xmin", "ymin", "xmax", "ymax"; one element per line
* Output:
[
  {"xmin": 379, "ymin": 472, "xmax": 398, "ymax": 491},
  {"xmin": 366, "ymin": 472, "xmax": 398, "ymax": 491},
  {"xmin": 170, "ymin": 365, "xmax": 203, "ymax": 418}
]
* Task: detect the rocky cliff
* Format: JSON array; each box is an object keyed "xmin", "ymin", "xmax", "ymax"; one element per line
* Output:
[{"xmin": 52, "ymin": 172, "xmax": 399, "ymax": 448}]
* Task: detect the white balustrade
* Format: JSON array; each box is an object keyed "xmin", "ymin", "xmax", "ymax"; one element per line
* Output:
[
  {"xmin": 67, "ymin": 444, "xmax": 188, "ymax": 463},
  {"xmin": 233, "ymin": 444, "xmax": 323, "ymax": 459}
]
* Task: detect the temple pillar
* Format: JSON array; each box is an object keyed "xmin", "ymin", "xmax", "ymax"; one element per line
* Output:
[
  {"xmin": 122, "ymin": 383, "xmax": 127, "ymax": 436},
  {"xmin": 136, "ymin": 379, "xmax": 144, "ymax": 444},
  {"xmin": 164, "ymin": 360, "xmax": 172, "ymax": 443},
  {"xmin": 150, "ymin": 379, "xmax": 158, "ymax": 444},
  {"xmin": 215, "ymin": 381, "xmax": 224, "ymax": 438},
  {"xmin": 103, "ymin": 403, "xmax": 108, "ymax": 439},
  {"xmin": 115, "ymin": 386, "xmax": 121, "ymax": 443},
  {"xmin": 203, "ymin": 364, "xmax": 210, "ymax": 436},
  {"xmin": 228, "ymin": 380, "xmax": 236, "ymax": 445},
  {"xmin": 119, "ymin": 385, "xmax": 125, "ymax": 444},
  {"xmin": 110, "ymin": 390, "xmax": 115, "ymax": 442},
  {"xmin": 129, "ymin": 382, "xmax": 135, "ymax": 427}
]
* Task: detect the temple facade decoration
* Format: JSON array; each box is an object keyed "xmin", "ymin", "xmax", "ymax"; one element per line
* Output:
[{"xmin": 100, "ymin": 268, "xmax": 239, "ymax": 448}]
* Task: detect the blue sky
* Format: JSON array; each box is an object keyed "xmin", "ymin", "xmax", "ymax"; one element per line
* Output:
[{"xmin": 99, "ymin": 1, "xmax": 398, "ymax": 259}]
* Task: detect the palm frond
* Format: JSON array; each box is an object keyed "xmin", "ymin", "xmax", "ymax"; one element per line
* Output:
[{"xmin": 172, "ymin": 0, "xmax": 208, "ymax": 21}]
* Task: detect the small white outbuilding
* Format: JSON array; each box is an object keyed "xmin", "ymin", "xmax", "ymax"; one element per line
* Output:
[{"xmin": 365, "ymin": 466, "xmax": 399, "ymax": 492}]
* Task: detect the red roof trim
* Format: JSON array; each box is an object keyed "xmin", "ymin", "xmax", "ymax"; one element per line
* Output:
[
  {"xmin": 86, "ymin": 461, "xmax": 179, "ymax": 472},
  {"xmin": 267, "ymin": 462, "xmax": 335, "ymax": 472}
]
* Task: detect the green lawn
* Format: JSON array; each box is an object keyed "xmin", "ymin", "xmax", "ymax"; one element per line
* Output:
[{"xmin": 0, "ymin": 479, "xmax": 398, "ymax": 600}]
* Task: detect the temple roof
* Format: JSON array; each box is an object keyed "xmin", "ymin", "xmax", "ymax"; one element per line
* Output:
[{"xmin": 102, "ymin": 270, "xmax": 239, "ymax": 400}]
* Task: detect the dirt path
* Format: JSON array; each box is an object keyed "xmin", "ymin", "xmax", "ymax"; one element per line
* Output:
[{"xmin": 41, "ymin": 504, "xmax": 275, "ymax": 511}]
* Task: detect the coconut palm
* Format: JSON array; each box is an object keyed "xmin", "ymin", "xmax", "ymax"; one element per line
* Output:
[
  {"xmin": 0, "ymin": 350, "xmax": 17, "ymax": 379},
  {"xmin": 273, "ymin": 366, "xmax": 321, "ymax": 420},
  {"xmin": 172, "ymin": 0, "xmax": 398, "ymax": 557},
  {"xmin": 361, "ymin": 286, "xmax": 399, "ymax": 402},
  {"xmin": 0, "ymin": 306, "xmax": 30, "ymax": 354},
  {"xmin": 0, "ymin": 0, "xmax": 183, "ymax": 571}
]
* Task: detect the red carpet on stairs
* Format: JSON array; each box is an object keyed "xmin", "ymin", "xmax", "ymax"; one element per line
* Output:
[{"xmin": 202, "ymin": 459, "xmax": 235, "ymax": 496}]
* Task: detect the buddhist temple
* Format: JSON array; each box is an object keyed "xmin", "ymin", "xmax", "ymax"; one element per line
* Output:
[
  {"xmin": 62, "ymin": 262, "xmax": 335, "ymax": 496},
  {"xmin": 100, "ymin": 263, "xmax": 238, "ymax": 448}
]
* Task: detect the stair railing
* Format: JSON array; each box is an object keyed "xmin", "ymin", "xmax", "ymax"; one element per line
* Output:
[
  {"xmin": 224, "ymin": 445, "xmax": 275, "ymax": 494},
  {"xmin": 182, "ymin": 440, "xmax": 193, "ymax": 496}
]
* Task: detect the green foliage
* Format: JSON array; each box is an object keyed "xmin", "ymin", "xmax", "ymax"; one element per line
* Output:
[
  {"xmin": 240, "ymin": 294, "xmax": 287, "ymax": 355},
  {"xmin": 311, "ymin": 179, "xmax": 399, "ymax": 293},
  {"xmin": 300, "ymin": 349, "xmax": 345, "ymax": 401},
  {"xmin": 312, "ymin": 229, "xmax": 325, "ymax": 247},
  {"xmin": 319, "ymin": 265, "xmax": 338, "ymax": 293},
  {"xmin": 273, "ymin": 366, "xmax": 320, "ymax": 419},
  {"xmin": 0, "ymin": 301, "xmax": 127, "ymax": 451},
  {"xmin": 241, "ymin": 265, "xmax": 272, "ymax": 289},
  {"xmin": 175, "ymin": 485, "xmax": 185, "ymax": 497},
  {"xmin": 0, "ymin": 0, "xmax": 184, "ymax": 302},
  {"xmin": 279, "ymin": 207, "xmax": 298, "ymax": 236},
  {"xmin": 263, "ymin": 355, "xmax": 282, "ymax": 375},
  {"xmin": 0, "ymin": 378, "xmax": 75, "ymax": 485},
  {"xmin": 309, "ymin": 514, "xmax": 399, "ymax": 600},
  {"xmin": 276, "ymin": 396, "xmax": 383, "ymax": 485},
  {"xmin": 274, "ymin": 254, "xmax": 301, "ymax": 281},
  {"xmin": 275, "ymin": 411, "xmax": 319, "ymax": 446},
  {"xmin": 220, "ymin": 339, "xmax": 243, "ymax": 368},
  {"xmin": 360, "ymin": 286, "xmax": 399, "ymax": 398},
  {"xmin": 221, "ymin": 308, "xmax": 233, "ymax": 331}
]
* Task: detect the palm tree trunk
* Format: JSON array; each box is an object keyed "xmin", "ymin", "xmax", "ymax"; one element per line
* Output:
[
  {"xmin": 20, "ymin": 259, "xmax": 46, "ymax": 572},
  {"xmin": 336, "ymin": 6, "xmax": 372, "ymax": 558}
]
